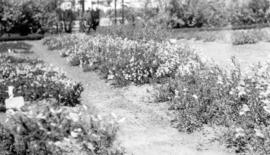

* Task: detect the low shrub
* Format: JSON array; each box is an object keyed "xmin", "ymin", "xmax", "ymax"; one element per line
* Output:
[
  {"xmin": 232, "ymin": 30, "xmax": 259, "ymax": 45},
  {"xmin": 0, "ymin": 55, "xmax": 83, "ymax": 106},
  {"xmin": 0, "ymin": 42, "xmax": 32, "ymax": 53},
  {"xmin": 157, "ymin": 58, "xmax": 241, "ymax": 132},
  {"xmin": 0, "ymin": 100, "xmax": 125, "ymax": 155},
  {"xmin": 44, "ymin": 34, "xmax": 196, "ymax": 86},
  {"xmin": 156, "ymin": 55, "xmax": 270, "ymax": 154}
]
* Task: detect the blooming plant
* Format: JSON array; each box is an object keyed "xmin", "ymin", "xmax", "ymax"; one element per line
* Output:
[
  {"xmin": 232, "ymin": 30, "xmax": 259, "ymax": 45},
  {"xmin": 44, "ymin": 34, "xmax": 196, "ymax": 86},
  {"xmin": 157, "ymin": 55, "xmax": 270, "ymax": 154},
  {"xmin": 0, "ymin": 55, "xmax": 83, "ymax": 106},
  {"xmin": 0, "ymin": 100, "xmax": 125, "ymax": 155}
]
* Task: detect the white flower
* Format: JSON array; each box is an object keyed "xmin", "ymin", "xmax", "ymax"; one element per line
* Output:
[
  {"xmin": 74, "ymin": 128, "xmax": 82, "ymax": 133},
  {"xmin": 169, "ymin": 39, "xmax": 177, "ymax": 44},
  {"xmin": 82, "ymin": 105, "xmax": 88, "ymax": 110},
  {"xmin": 107, "ymin": 74, "xmax": 114, "ymax": 80},
  {"xmin": 68, "ymin": 112, "xmax": 79, "ymax": 122},
  {"xmin": 262, "ymin": 99, "xmax": 270, "ymax": 105},
  {"xmin": 97, "ymin": 115, "xmax": 102, "ymax": 120},
  {"xmin": 217, "ymin": 76, "xmax": 223, "ymax": 85},
  {"xmin": 50, "ymin": 108, "xmax": 62, "ymax": 114},
  {"xmin": 54, "ymin": 141, "xmax": 62, "ymax": 146},
  {"xmin": 235, "ymin": 127, "xmax": 245, "ymax": 138},
  {"xmin": 111, "ymin": 112, "xmax": 117, "ymax": 119},
  {"xmin": 254, "ymin": 129, "xmax": 264, "ymax": 138},
  {"xmin": 192, "ymin": 94, "xmax": 198, "ymax": 100},
  {"xmin": 263, "ymin": 105, "xmax": 270, "ymax": 114},
  {"xmin": 6, "ymin": 109, "xmax": 16, "ymax": 116},
  {"xmin": 71, "ymin": 131, "xmax": 79, "ymax": 138},
  {"xmin": 118, "ymin": 117, "xmax": 126, "ymax": 123},
  {"xmin": 175, "ymin": 90, "xmax": 179, "ymax": 97},
  {"xmin": 238, "ymin": 86, "xmax": 246, "ymax": 96},
  {"xmin": 239, "ymin": 104, "xmax": 250, "ymax": 116},
  {"xmin": 36, "ymin": 113, "xmax": 46, "ymax": 120},
  {"xmin": 85, "ymin": 143, "xmax": 94, "ymax": 150}
]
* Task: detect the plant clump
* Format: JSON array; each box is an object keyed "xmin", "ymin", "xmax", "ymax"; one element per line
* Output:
[{"xmin": 0, "ymin": 55, "xmax": 83, "ymax": 107}]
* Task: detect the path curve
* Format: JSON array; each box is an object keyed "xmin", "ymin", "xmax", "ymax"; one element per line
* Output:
[{"xmin": 27, "ymin": 40, "xmax": 235, "ymax": 155}]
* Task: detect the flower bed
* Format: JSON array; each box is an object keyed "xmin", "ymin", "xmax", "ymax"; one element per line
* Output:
[
  {"xmin": 0, "ymin": 54, "xmax": 124, "ymax": 155},
  {"xmin": 232, "ymin": 30, "xmax": 259, "ymax": 45},
  {"xmin": 0, "ymin": 42, "xmax": 32, "ymax": 53},
  {"xmin": 43, "ymin": 34, "xmax": 196, "ymax": 86},
  {"xmin": 156, "ymin": 57, "xmax": 270, "ymax": 154},
  {"xmin": 0, "ymin": 55, "xmax": 83, "ymax": 106},
  {"xmin": 0, "ymin": 100, "xmax": 124, "ymax": 155}
]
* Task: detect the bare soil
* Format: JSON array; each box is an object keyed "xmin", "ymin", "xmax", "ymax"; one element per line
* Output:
[{"xmin": 24, "ymin": 40, "xmax": 234, "ymax": 155}]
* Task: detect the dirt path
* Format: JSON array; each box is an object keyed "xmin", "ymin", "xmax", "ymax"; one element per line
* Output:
[{"xmin": 26, "ymin": 40, "xmax": 234, "ymax": 155}]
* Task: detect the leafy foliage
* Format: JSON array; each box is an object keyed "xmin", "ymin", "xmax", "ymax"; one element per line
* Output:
[
  {"xmin": 0, "ymin": 0, "xmax": 76, "ymax": 35},
  {"xmin": 232, "ymin": 30, "xmax": 259, "ymax": 45},
  {"xmin": 0, "ymin": 55, "xmax": 83, "ymax": 106},
  {"xmin": 0, "ymin": 100, "xmax": 125, "ymax": 155},
  {"xmin": 44, "ymin": 34, "xmax": 195, "ymax": 86},
  {"xmin": 164, "ymin": 0, "xmax": 270, "ymax": 28},
  {"xmin": 0, "ymin": 51, "xmax": 124, "ymax": 155},
  {"xmin": 156, "ymin": 53, "xmax": 270, "ymax": 154}
]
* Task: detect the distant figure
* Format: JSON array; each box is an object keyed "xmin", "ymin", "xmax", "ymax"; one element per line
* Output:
[{"xmin": 82, "ymin": 9, "xmax": 100, "ymax": 33}]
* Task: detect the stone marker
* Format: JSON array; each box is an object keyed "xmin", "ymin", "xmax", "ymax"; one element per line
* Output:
[
  {"xmin": 5, "ymin": 96, "xmax": 25, "ymax": 110},
  {"xmin": 4, "ymin": 86, "xmax": 25, "ymax": 110}
]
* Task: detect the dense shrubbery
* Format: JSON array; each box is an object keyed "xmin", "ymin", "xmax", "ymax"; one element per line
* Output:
[
  {"xmin": 163, "ymin": 0, "xmax": 270, "ymax": 28},
  {"xmin": 44, "ymin": 34, "xmax": 195, "ymax": 86},
  {"xmin": 0, "ymin": 53, "xmax": 124, "ymax": 155},
  {"xmin": 156, "ymin": 55, "xmax": 270, "ymax": 154},
  {"xmin": 0, "ymin": 100, "xmax": 125, "ymax": 155},
  {"xmin": 0, "ymin": 0, "xmax": 44, "ymax": 35},
  {"xmin": 232, "ymin": 30, "xmax": 259, "ymax": 45},
  {"xmin": 0, "ymin": 0, "xmax": 76, "ymax": 35},
  {"xmin": 0, "ymin": 55, "xmax": 83, "ymax": 106}
]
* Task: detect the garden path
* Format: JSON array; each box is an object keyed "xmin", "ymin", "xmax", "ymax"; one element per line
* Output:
[{"xmin": 26, "ymin": 40, "xmax": 234, "ymax": 155}]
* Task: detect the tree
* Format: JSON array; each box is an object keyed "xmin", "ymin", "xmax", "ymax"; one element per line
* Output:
[
  {"xmin": 0, "ymin": 0, "xmax": 66, "ymax": 35},
  {"xmin": 0, "ymin": 0, "xmax": 22, "ymax": 36}
]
